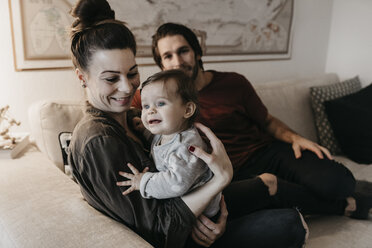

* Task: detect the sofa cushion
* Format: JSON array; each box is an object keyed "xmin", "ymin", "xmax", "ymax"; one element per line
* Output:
[
  {"xmin": 254, "ymin": 73, "xmax": 340, "ymax": 142},
  {"xmin": 28, "ymin": 101, "xmax": 84, "ymax": 172},
  {"xmin": 309, "ymin": 76, "xmax": 362, "ymax": 154},
  {"xmin": 0, "ymin": 149, "xmax": 152, "ymax": 248},
  {"xmin": 324, "ymin": 84, "xmax": 372, "ymax": 164}
]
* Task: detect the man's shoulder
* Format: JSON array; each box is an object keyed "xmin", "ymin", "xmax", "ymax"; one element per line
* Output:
[
  {"xmin": 132, "ymin": 90, "xmax": 142, "ymax": 109},
  {"xmin": 209, "ymin": 70, "xmax": 249, "ymax": 84},
  {"xmin": 210, "ymin": 70, "xmax": 245, "ymax": 77}
]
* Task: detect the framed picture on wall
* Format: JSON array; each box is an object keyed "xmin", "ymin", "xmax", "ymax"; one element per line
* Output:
[
  {"xmin": 111, "ymin": 0, "xmax": 295, "ymax": 65},
  {"xmin": 9, "ymin": 0, "xmax": 295, "ymax": 70},
  {"xmin": 8, "ymin": 0, "xmax": 74, "ymax": 71}
]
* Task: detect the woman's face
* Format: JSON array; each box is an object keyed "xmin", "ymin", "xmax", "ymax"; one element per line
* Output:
[{"xmin": 80, "ymin": 48, "xmax": 140, "ymax": 118}]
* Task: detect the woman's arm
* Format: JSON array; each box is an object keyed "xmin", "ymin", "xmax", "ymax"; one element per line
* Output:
[
  {"xmin": 70, "ymin": 121, "xmax": 231, "ymax": 247},
  {"xmin": 118, "ymin": 122, "xmax": 233, "ymax": 217},
  {"xmin": 70, "ymin": 134, "xmax": 195, "ymax": 247},
  {"xmin": 191, "ymin": 195, "xmax": 228, "ymax": 246},
  {"xmin": 181, "ymin": 123, "xmax": 233, "ymax": 217}
]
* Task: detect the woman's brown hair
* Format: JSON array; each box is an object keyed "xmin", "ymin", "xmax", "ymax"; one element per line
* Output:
[{"xmin": 70, "ymin": 0, "xmax": 136, "ymax": 72}]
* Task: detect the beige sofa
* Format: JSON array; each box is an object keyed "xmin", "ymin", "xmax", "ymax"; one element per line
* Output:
[{"xmin": 1, "ymin": 73, "xmax": 371, "ymax": 248}]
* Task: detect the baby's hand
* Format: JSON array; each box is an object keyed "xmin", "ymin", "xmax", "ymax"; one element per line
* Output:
[
  {"xmin": 117, "ymin": 163, "xmax": 149, "ymax": 195},
  {"xmin": 132, "ymin": 117, "xmax": 146, "ymax": 133}
]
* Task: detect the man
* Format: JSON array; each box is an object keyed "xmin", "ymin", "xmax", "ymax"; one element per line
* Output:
[{"xmin": 132, "ymin": 22, "xmax": 371, "ymax": 245}]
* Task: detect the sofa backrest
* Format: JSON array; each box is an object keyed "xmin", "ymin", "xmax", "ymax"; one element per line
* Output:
[
  {"xmin": 253, "ymin": 73, "xmax": 340, "ymax": 142},
  {"xmin": 28, "ymin": 100, "xmax": 84, "ymax": 172},
  {"xmin": 28, "ymin": 73, "xmax": 339, "ymax": 171}
]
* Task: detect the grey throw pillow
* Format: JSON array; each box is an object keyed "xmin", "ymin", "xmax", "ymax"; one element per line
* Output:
[{"xmin": 309, "ymin": 76, "xmax": 362, "ymax": 154}]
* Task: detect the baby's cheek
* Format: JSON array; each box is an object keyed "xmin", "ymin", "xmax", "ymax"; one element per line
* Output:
[{"xmin": 141, "ymin": 114, "xmax": 147, "ymax": 128}]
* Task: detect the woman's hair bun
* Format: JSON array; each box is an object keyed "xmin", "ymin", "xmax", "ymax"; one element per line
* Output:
[{"xmin": 71, "ymin": 0, "xmax": 115, "ymax": 28}]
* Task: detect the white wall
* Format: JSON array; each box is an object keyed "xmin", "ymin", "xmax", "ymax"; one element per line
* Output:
[
  {"xmin": 326, "ymin": 0, "xmax": 372, "ymax": 86},
  {"xmin": 1, "ymin": 0, "xmax": 334, "ymax": 133},
  {"xmin": 209, "ymin": 0, "xmax": 334, "ymax": 83}
]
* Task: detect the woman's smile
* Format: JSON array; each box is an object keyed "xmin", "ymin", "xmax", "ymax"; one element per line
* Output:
[{"xmin": 110, "ymin": 96, "xmax": 131, "ymax": 105}]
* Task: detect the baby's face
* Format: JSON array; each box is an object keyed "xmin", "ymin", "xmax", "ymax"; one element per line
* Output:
[{"xmin": 141, "ymin": 79, "xmax": 188, "ymax": 136}]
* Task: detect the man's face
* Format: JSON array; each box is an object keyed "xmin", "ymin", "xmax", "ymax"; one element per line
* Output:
[{"xmin": 157, "ymin": 35, "xmax": 200, "ymax": 80}]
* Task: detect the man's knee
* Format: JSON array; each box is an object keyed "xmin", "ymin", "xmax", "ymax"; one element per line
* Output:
[
  {"xmin": 317, "ymin": 168, "xmax": 356, "ymax": 199},
  {"xmin": 258, "ymin": 173, "xmax": 277, "ymax": 196}
]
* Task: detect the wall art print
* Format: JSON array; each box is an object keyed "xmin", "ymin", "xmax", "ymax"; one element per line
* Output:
[{"xmin": 9, "ymin": 0, "xmax": 294, "ymax": 70}]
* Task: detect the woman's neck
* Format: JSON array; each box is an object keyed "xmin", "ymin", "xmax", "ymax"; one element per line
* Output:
[{"xmin": 109, "ymin": 111, "xmax": 127, "ymax": 128}]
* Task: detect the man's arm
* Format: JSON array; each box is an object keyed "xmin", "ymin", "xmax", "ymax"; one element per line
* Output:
[{"xmin": 264, "ymin": 113, "xmax": 332, "ymax": 159}]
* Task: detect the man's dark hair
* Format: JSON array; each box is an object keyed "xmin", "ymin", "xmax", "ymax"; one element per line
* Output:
[{"xmin": 152, "ymin": 23, "xmax": 203, "ymax": 70}]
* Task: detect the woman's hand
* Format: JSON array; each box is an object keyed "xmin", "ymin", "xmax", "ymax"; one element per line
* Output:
[
  {"xmin": 181, "ymin": 123, "xmax": 232, "ymax": 218},
  {"xmin": 189, "ymin": 122, "xmax": 233, "ymax": 187},
  {"xmin": 116, "ymin": 163, "xmax": 149, "ymax": 195},
  {"xmin": 132, "ymin": 116, "xmax": 146, "ymax": 133},
  {"xmin": 191, "ymin": 195, "xmax": 228, "ymax": 247}
]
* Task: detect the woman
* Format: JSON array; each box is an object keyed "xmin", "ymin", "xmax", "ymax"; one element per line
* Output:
[{"xmin": 68, "ymin": 0, "xmax": 307, "ymax": 247}]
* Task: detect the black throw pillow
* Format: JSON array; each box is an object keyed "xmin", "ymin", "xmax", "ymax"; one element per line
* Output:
[{"xmin": 324, "ymin": 84, "xmax": 372, "ymax": 164}]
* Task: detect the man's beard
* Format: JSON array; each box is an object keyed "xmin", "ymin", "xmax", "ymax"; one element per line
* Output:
[
  {"xmin": 191, "ymin": 62, "xmax": 199, "ymax": 81},
  {"xmin": 172, "ymin": 56, "xmax": 200, "ymax": 80}
]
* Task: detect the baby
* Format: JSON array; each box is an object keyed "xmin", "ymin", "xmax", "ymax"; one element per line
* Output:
[{"xmin": 118, "ymin": 69, "xmax": 220, "ymax": 218}]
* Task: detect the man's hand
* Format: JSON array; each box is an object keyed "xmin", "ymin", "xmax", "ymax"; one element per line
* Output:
[
  {"xmin": 191, "ymin": 195, "xmax": 228, "ymax": 247},
  {"xmin": 291, "ymin": 134, "xmax": 332, "ymax": 160},
  {"xmin": 116, "ymin": 163, "xmax": 149, "ymax": 195},
  {"xmin": 265, "ymin": 114, "xmax": 332, "ymax": 160}
]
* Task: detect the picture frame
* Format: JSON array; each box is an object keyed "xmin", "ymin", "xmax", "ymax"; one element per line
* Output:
[
  {"xmin": 112, "ymin": 0, "xmax": 295, "ymax": 65},
  {"xmin": 8, "ymin": 0, "xmax": 74, "ymax": 71},
  {"xmin": 8, "ymin": 0, "xmax": 295, "ymax": 70}
]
